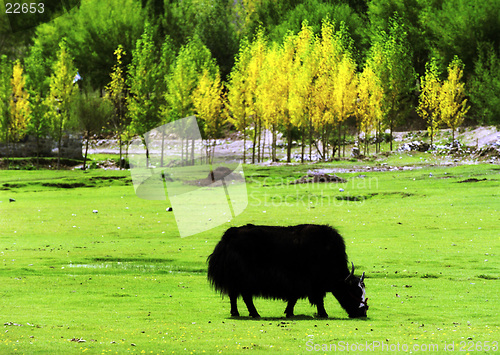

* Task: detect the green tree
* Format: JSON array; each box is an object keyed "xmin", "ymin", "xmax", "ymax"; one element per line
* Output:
[
  {"xmin": 72, "ymin": 90, "xmax": 113, "ymax": 170},
  {"xmin": 164, "ymin": 35, "xmax": 215, "ymax": 120},
  {"xmin": 422, "ymin": 0, "xmax": 500, "ymax": 77},
  {"xmin": 158, "ymin": 0, "xmax": 238, "ymax": 80},
  {"xmin": 371, "ymin": 14, "xmax": 416, "ymax": 151},
  {"xmin": 440, "ymin": 56, "xmax": 469, "ymax": 142},
  {"xmin": 105, "ymin": 45, "xmax": 129, "ymax": 167},
  {"xmin": 25, "ymin": 39, "xmax": 51, "ymax": 168},
  {"xmin": 270, "ymin": 0, "xmax": 367, "ymax": 60},
  {"xmin": 468, "ymin": 43, "xmax": 500, "ymax": 125},
  {"xmin": 163, "ymin": 35, "xmax": 216, "ymax": 165},
  {"xmin": 367, "ymin": 0, "xmax": 429, "ymax": 75},
  {"xmin": 0, "ymin": 56, "xmax": 12, "ymax": 165},
  {"xmin": 417, "ymin": 57, "xmax": 442, "ymax": 146},
  {"xmin": 45, "ymin": 40, "xmax": 78, "ymax": 169},
  {"xmin": 34, "ymin": 0, "xmax": 145, "ymax": 90},
  {"xmin": 127, "ymin": 23, "xmax": 162, "ymax": 138}
]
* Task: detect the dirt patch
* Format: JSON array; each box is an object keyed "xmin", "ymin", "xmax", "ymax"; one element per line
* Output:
[
  {"xmin": 89, "ymin": 176, "xmax": 127, "ymax": 181},
  {"xmin": 457, "ymin": 178, "xmax": 487, "ymax": 183},
  {"xmin": 186, "ymin": 166, "xmax": 245, "ymax": 187},
  {"xmin": 290, "ymin": 173, "xmax": 347, "ymax": 184},
  {"xmin": 1, "ymin": 183, "xmax": 28, "ymax": 190},
  {"xmin": 336, "ymin": 195, "xmax": 371, "ymax": 201},
  {"xmin": 41, "ymin": 182, "xmax": 90, "ymax": 188}
]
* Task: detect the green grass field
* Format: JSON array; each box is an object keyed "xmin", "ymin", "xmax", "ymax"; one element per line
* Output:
[{"xmin": 1, "ymin": 155, "xmax": 499, "ymax": 354}]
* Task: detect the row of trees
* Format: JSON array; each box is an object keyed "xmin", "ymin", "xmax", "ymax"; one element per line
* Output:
[
  {"xmin": 1, "ymin": 15, "xmax": 472, "ymax": 167},
  {"xmin": 226, "ymin": 17, "xmax": 470, "ymax": 163},
  {"xmin": 2, "ymin": 0, "xmax": 499, "ymax": 118},
  {"xmin": 0, "ymin": 22, "xmax": 224, "ymax": 169}
]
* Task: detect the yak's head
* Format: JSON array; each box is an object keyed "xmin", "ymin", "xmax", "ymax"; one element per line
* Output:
[{"xmin": 335, "ymin": 263, "xmax": 368, "ymax": 318}]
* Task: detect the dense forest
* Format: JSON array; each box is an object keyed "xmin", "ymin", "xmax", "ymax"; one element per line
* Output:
[{"xmin": 1, "ymin": 0, "xmax": 499, "ymax": 164}]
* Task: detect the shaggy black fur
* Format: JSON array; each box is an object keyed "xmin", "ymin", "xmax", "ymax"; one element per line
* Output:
[{"xmin": 207, "ymin": 224, "xmax": 368, "ymax": 318}]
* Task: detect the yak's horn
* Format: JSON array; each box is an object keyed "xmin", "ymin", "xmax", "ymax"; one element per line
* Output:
[{"xmin": 345, "ymin": 262, "xmax": 355, "ymax": 281}]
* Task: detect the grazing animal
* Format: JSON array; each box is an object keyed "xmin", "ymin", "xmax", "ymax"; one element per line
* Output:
[{"xmin": 207, "ymin": 224, "xmax": 368, "ymax": 318}]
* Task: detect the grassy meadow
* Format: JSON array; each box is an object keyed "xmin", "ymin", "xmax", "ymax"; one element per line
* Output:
[{"xmin": 0, "ymin": 154, "xmax": 499, "ymax": 354}]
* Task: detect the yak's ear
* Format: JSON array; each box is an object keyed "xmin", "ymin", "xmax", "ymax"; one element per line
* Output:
[{"xmin": 345, "ymin": 262, "xmax": 355, "ymax": 282}]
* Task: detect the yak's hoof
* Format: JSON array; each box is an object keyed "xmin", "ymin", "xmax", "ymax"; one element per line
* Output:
[
  {"xmin": 231, "ymin": 312, "xmax": 240, "ymax": 317},
  {"xmin": 250, "ymin": 313, "xmax": 261, "ymax": 318},
  {"xmin": 285, "ymin": 313, "xmax": 294, "ymax": 318},
  {"xmin": 316, "ymin": 313, "xmax": 328, "ymax": 318}
]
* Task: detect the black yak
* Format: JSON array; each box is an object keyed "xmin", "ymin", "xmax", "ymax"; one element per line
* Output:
[{"xmin": 207, "ymin": 224, "xmax": 368, "ymax": 318}]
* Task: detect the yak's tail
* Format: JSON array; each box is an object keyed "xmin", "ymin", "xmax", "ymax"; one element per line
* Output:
[{"xmin": 207, "ymin": 227, "xmax": 239, "ymax": 295}]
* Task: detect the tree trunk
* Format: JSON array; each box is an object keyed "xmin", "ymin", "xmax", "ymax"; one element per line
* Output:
[
  {"xmin": 377, "ymin": 120, "xmax": 381, "ymax": 153},
  {"xmin": 343, "ymin": 125, "xmax": 346, "ymax": 158},
  {"xmin": 119, "ymin": 134, "xmax": 123, "ymax": 170},
  {"xmin": 35, "ymin": 135, "xmax": 40, "ymax": 169},
  {"xmin": 5, "ymin": 130, "xmax": 10, "ymax": 169},
  {"xmin": 338, "ymin": 122, "xmax": 342, "ymax": 159},
  {"xmin": 243, "ymin": 117, "xmax": 246, "ymax": 164},
  {"xmin": 300, "ymin": 126, "xmax": 305, "ymax": 163},
  {"xmin": 57, "ymin": 134, "xmax": 62, "ymax": 170},
  {"xmin": 191, "ymin": 138, "xmax": 195, "ymax": 166},
  {"xmin": 161, "ymin": 129, "xmax": 165, "ymax": 167},
  {"xmin": 272, "ymin": 125, "xmax": 277, "ymax": 162},
  {"xmin": 257, "ymin": 120, "xmax": 261, "ymax": 163},
  {"xmin": 83, "ymin": 130, "xmax": 89, "ymax": 170},
  {"xmin": 389, "ymin": 116, "xmax": 394, "ymax": 151},
  {"xmin": 322, "ymin": 128, "xmax": 326, "ymax": 161},
  {"xmin": 286, "ymin": 124, "xmax": 292, "ymax": 163},
  {"xmin": 251, "ymin": 122, "xmax": 257, "ymax": 164},
  {"xmin": 309, "ymin": 120, "xmax": 312, "ymax": 161}
]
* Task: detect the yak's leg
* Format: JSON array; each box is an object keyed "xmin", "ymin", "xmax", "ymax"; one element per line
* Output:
[
  {"xmin": 229, "ymin": 292, "xmax": 239, "ymax": 317},
  {"xmin": 242, "ymin": 294, "xmax": 260, "ymax": 318},
  {"xmin": 309, "ymin": 294, "xmax": 328, "ymax": 318},
  {"xmin": 284, "ymin": 298, "xmax": 297, "ymax": 318}
]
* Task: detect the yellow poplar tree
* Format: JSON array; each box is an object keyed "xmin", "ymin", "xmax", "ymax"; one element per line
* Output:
[
  {"xmin": 357, "ymin": 64, "xmax": 383, "ymax": 155},
  {"xmin": 289, "ymin": 21, "xmax": 316, "ymax": 162},
  {"xmin": 105, "ymin": 45, "xmax": 128, "ymax": 166},
  {"xmin": 9, "ymin": 60, "xmax": 31, "ymax": 144},
  {"xmin": 245, "ymin": 29, "xmax": 267, "ymax": 163},
  {"xmin": 193, "ymin": 68, "xmax": 224, "ymax": 163},
  {"xmin": 257, "ymin": 37, "xmax": 294, "ymax": 162},
  {"xmin": 364, "ymin": 39, "xmax": 386, "ymax": 153},
  {"xmin": 417, "ymin": 57, "xmax": 442, "ymax": 146},
  {"xmin": 332, "ymin": 52, "xmax": 357, "ymax": 157},
  {"xmin": 311, "ymin": 19, "xmax": 350, "ymax": 160},
  {"xmin": 45, "ymin": 40, "xmax": 78, "ymax": 169},
  {"xmin": 256, "ymin": 42, "xmax": 280, "ymax": 161},
  {"xmin": 440, "ymin": 56, "xmax": 469, "ymax": 142},
  {"xmin": 310, "ymin": 19, "xmax": 338, "ymax": 159},
  {"xmin": 279, "ymin": 34, "xmax": 296, "ymax": 163},
  {"xmin": 226, "ymin": 40, "xmax": 251, "ymax": 163}
]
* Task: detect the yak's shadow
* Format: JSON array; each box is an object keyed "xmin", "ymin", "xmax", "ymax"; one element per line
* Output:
[{"xmin": 228, "ymin": 314, "xmax": 367, "ymax": 321}]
